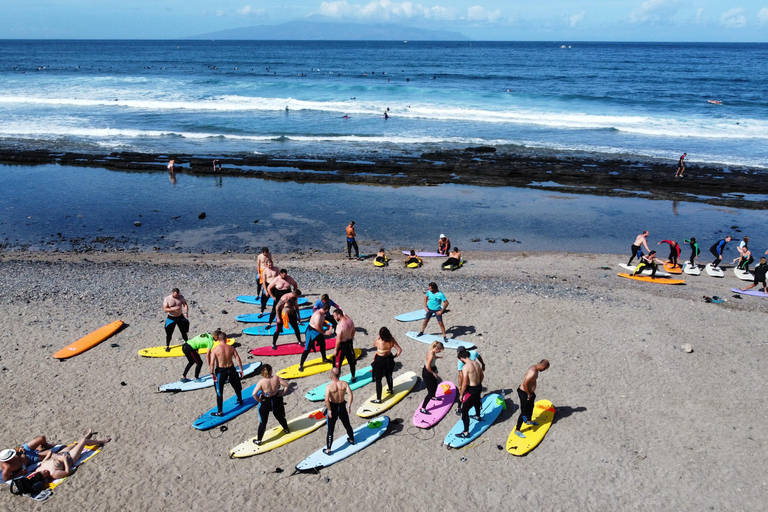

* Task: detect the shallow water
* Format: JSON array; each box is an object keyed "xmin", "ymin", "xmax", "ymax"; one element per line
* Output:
[{"xmin": 2, "ymin": 164, "xmax": 766, "ymax": 256}]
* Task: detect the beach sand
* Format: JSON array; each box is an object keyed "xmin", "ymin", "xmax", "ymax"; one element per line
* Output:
[{"xmin": 1, "ymin": 250, "xmax": 766, "ymax": 510}]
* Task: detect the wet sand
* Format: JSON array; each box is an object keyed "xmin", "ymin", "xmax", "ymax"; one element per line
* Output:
[{"xmin": 1, "ymin": 250, "xmax": 766, "ymax": 510}]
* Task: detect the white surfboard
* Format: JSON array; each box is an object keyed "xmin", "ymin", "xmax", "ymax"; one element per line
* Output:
[
  {"xmin": 159, "ymin": 362, "xmax": 261, "ymax": 392},
  {"xmin": 683, "ymin": 262, "xmax": 701, "ymax": 276},
  {"xmin": 733, "ymin": 268, "xmax": 753, "ymax": 281},
  {"xmin": 705, "ymin": 263, "xmax": 724, "ymax": 277},
  {"xmin": 618, "ymin": 263, "xmax": 670, "ymax": 278},
  {"xmin": 405, "ymin": 332, "xmax": 475, "ymax": 351}
]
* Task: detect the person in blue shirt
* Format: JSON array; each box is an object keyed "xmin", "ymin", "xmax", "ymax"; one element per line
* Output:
[
  {"xmin": 417, "ymin": 282, "xmax": 449, "ymax": 343},
  {"xmin": 709, "ymin": 236, "xmax": 732, "ymax": 270},
  {"xmin": 313, "ymin": 294, "xmax": 339, "ymax": 328}
]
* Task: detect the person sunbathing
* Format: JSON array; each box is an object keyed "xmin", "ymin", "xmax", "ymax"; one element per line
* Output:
[{"xmin": 33, "ymin": 429, "xmax": 110, "ymax": 480}]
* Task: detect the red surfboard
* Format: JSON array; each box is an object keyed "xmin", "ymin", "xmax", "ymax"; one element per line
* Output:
[{"xmin": 250, "ymin": 338, "xmax": 336, "ymax": 356}]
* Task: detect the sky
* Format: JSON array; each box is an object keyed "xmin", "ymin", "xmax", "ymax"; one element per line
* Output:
[{"xmin": 1, "ymin": 0, "xmax": 767, "ymax": 41}]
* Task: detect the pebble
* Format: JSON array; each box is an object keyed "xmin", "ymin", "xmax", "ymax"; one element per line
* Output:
[
  {"xmin": 682, "ymin": 344, "xmax": 693, "ymax": 353},
  {"xmin": 221, "ymin": 309, "xmax": 228, "ymax": 314},
  {"xmin": 133, "ymin": 221, "xmax": 141, "ymax": 227}
]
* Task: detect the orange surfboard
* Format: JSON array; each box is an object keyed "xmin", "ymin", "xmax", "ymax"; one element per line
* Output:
[
  {"xmin": 663, "ymin": 262, "xmax": 683, "ymax": 274},
  {"xmin": 53, "ymin": 320, "xmax": 124, "ymax": 359},
  {"xmin": 617, "ymin": 273, "xmax": 685, "ymax": 285}
]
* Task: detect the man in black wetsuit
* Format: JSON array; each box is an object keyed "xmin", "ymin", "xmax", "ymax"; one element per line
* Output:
[
  {"xmin": 209, "ymin": 332, "xmax": 245, "ymax": 417},
  {"xmin": 514, "ymin": 359, "xmax": 550, "ymax": 439},
  {"xmin": 709, "ymin": 236, "xmax": 732, "ymax": 270},
  {"xmin": 456, "ymin": 349, "xmax": 484, "ymax": 439},
  {"xmin": 323, "ymin": 367, "xmax": 355, "ymax": 455},
  {"xmin": 740, "ymin": 257, "xmax": 768, "ymax": 294}
]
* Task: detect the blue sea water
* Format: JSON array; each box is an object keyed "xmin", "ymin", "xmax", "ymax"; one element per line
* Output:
[{"xmin": 0, "ymin": 40, "xmax": 766, "ymax": 168}]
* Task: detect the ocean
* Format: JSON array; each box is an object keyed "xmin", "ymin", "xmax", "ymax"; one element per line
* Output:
[{"xmin": 0, "ymin": 40, "xmax": 766, "ymax": 168}]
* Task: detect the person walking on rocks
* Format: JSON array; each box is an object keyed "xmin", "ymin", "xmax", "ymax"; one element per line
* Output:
[
  {"xmin": 163, "ymin": 287, "xmax": 189, "ymax": 352},
  {"xmin": 514, "ymin": 359, "xmax": 550, "ymax": 439},
  {"xmin": 675, "ymin": 153, "xmax": 686, "ymax": 177},
  {"xmin": 628, "ymin": 231, "xmax": 650, "ymax": 266},
  {"xmin": 346, "ymin": 221, "xmax": 360, "ymax": 260},
  {"xmin": 417, "ymin": 282, "xmax": 449, "ymax": 343}
]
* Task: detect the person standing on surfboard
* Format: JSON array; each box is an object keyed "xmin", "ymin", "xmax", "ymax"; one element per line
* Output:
[
  {"xmin": 256, "ymin": 247, "xmax": 273, "ymax": 298},
  {"xmin": 456, "ymin": 349, "xmax": 485, "ymax": 439},
  {"xmin": 514, "ymin": 360, "xmax": 550, "ymax": 439},
  {"xmin": 684, "ymin": 238, "xmax": 700, "ymax": 268},
  {"xmin": 253, "ymin": 364, "xmax": 292, "ymax": 444},
  {"xmin": 346, "ymin": 221, "xmax": 360, "ymax": 260},
  {"xmin": 740, "ymin": 257, "xmax": 768, "ymax": 294},
  {"xmin": 438, "ymin": 234, "xmax": 451, "ymax": 255},
  {"xmin": 323, "ymin": 367, "xmax": 355, "ymax": 455},
  {"xmin": 299, "ymin": 304, "xmax": 334, "ymax": 371},
  {"xmin": 628, "ymin": 231, "xmax": 650, "ymax": 266},
  {"xmin": 272, "ymin": 289, "xmax": 303, "ymax": 349},
  {"xmin": 260, "ymin": 260, "xmax": 279, "ymax": 314},
  {"xmin": 332, "ymin": 308, "xmax": 357, "ymax": 382},
  {"xmin": 419, "ymin": 341, "xmax": 444, "ymax": 414},
  {"xmin": 209, "ymin": 332, "xmax": 245, "ymax": 417},
  {"xmin": 657, "ymin": 239, "xmax": 680, "ymax": 268},
  {"xmin": 417, "ymin": 282, "xmax": 449, "ymax": 343},
  {"xmin": 163, "ymin": 288, "xmax": 189, "ymax": 352},
  {"xmin": 709, "ymin": 236, "xmax": 732, "ymax": 270},
  {"xmin": 456, "ymin": 347, "xmax": 485, "ymax": 416},
  {"xmin": 265, "ymin": 269, "xmax": 298, "ymax": 329},
  {"xmin": 371, "ymin": 327, "xmax": 402, "ymax": 404}
]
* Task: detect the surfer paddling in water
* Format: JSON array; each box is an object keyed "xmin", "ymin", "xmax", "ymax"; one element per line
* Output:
[
  {"xmin": 209, "ymin": 332, "xmax": 245, "ymax": 417},
  {"xmin": 628, "ymin": 231, "xmax": 650, "ymax": 266},
  {"xmin": 456, "ymin": 348, "xmax": 484, "ymax": 438},
  {"xmin": 333, "ymin": 309, "xmax": 357, "ymax": 382},
  {"xmin": 253, "ymin": 364, "xmax": 292, "ymax": 444},
  {"xmin": 163, "ymin": 287, "xmax": 189, "ymax": 352},
  {"xmin": 514, "ymin": 360, "xmax": 550, "ymax": 439},
  {"xmin": 324, "ymin": 367, "xmax": 355, "ymax": 455}
]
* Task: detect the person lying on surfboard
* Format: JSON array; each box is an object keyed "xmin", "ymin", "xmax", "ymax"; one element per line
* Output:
[
  {"xmin": 456, "ymin": 349, "xmax": 484, "ymax": 438},
  {"xmin": 443, "ymin": 247, "xmax": 462, "ymax": 270},
  {"xmin": 515, "ymin": 360, "xmax": 550, "ymax": 439},
  {"xmin": 374, "ymin": 248, "xmax": 389, "ymax": 266},
  {"xmin": 632, "ymin": 251, "xmax": 665, "ymax": 278},
  {"xmin": 324, "ymin": 368, "xmax": 355, "ymax": 455},
  {"xmin": 404, "ymin": 250, "xmax": 422, "ymax": 268}
]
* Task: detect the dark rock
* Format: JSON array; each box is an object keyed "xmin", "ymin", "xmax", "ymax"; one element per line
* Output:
[
  {"xmin": 471, "ymin": 238, "xmax": 480, "ymax": 242},
  {"xmin": 133, "ymin": 221, "xmax": 141, "ymax": 227},
  {"xmin": 221, "ymin": 309, "xmax": 228, "ymax": 314},
  {"xmin": 465, "ymin": 146, "xmax": 496, "ymax": 153},
  {"xmin": 198, "ymin": 212, "xmax": 206, "ymax": 219},
  {"xmin": 488, "ymin": 239, "xmax": 496, "ymax": 243},
  {"xmin": 730, "ymin": 225, "xmax": 739, "ymax": 229},
  {"xmin": 254, "ymin": 220, "xmax": 259, "ymax": 223}
]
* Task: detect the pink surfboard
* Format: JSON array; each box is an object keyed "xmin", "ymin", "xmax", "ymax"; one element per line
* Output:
[
  {"xmin": 250, "ymin": 338, "xmax": 336, "ymax": 356},
  {"xmin": 413, "ymin": 381, "xmax": 457, "ymax": 428}
]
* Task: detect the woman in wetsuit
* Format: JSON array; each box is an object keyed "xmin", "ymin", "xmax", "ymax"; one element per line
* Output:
[
  {"xmin": 420, "ymin": 341, "xmax": 444, "ymax": 414},
  {"xmin": 253, "ymin": 364, "xmax": 291, "ymax": 445},
  {"xmin": 371, "ymin": 327, "xmax": 402, "ymax": 404}
]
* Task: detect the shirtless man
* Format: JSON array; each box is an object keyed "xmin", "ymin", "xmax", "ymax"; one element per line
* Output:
[
  {"xmin": 163, "ymin": 287, "xmax": 189, "ymax": 352},
  {"xmin": 371, "ymin": 327, "xmax": 402, "ymax": 403},
  {"xmin": 457, "ymin": 349, "xmax": 484, "ymax": 439},
  {"xmin": 675, "ymin": 152, "xmax": 686, "ymax": 177},
  {"xmin": 266, "ymin": 269, "xmax": 298, "ymax": 327},
  {"xmin": 252, "ymin": 364, "xmax": 291, "ymax": 445},
  {"xmin": 456, "ymin": 348, "xmax": 485, "ymax": 416},
  {"xmin": 32, "ymin": 429, "xmax": 111, "ymax": 480},
  {"xmin": 443, "ymin": 247, "xmax": 462, "ymax": 270},
  {"xmin": 1, "ymin": 436, "xmax": 56, "ymax": 481},
  {"xmin": 438, "ymin": 234, "xmax": 451, "ymax": 255},
  {"xmin": 333, "ymin": 308, "xmax": 357, "ymax": 381},
  {"xmin": 628, "ymin": 231, "xmax": 650, "ymax": 266},
  {"xmin": 346, "ymin": 221, "xmax": 360, "ymax": 260},
  {"xmin": 313, "ymin": 293, "xmax": 339, "ymax": 328},
  {"xmin": 300, "ymin": 304, "xmax": 333, "ymax": 371},
  {"xmin": 404, "ymin": 250, "xmax": 422, "ymax": 268},
  {"xmin": 260, "ymin": 259, "xmax": 280, "ymax": 314},
  {"xmin": 209, "ymin": 332, "xmax": 244, "ymax": 417},
  {"xmin": 272, "ymin": 289, "xmax": 303, "ymax": 348},
  {"xmin": 514, "ymin": 359, "xmax": 550, "ymax": 439},
  {"xmin": 323, "ymin": 367, "xmax": 355, "ymax": 455},
  {"xmin": 256, "ymin": 247, "xmax": 273, "ymax": 297}
]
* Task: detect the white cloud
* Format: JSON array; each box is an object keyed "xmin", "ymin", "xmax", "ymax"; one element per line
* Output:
[
  {"xmin": 720, "ymin": 7, "xmax": 746, "ymax": 28},
  {"xmin": 758, "ymin": 7, "xmax": 768, "ymax": 24},
  {"xmin": 467, "ymin": 6, "xmax": 501, "ymax": 23},
  {"xmin": 628, "ymin": 0, "xmax": 682, "ymax": 24},
  {"xmin": 317, "ymin": 1, "xmax": 504, "ymax": 22},
  {"xmin": 237, "ymin": 5, "xmax": 265, "ymax": 17},
  {"xmin": 569, "ymin": 11, "xmax": 585, "ymax": 27},
  {"xmin": 692, "ymin": 7, "xmax": 704, "ymax": 23}
]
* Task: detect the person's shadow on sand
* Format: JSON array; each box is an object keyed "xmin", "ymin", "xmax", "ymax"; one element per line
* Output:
[
  {"xmin": 446, "ymin": 325, "xmax": 476, "ymax": 337},
  {"xmin": 552, "ymin": 405, "xmax": 587, "ymax": 424},
  {"xmin": 355, "ymin": 327, "xmax": 369, "ymax": 336}
]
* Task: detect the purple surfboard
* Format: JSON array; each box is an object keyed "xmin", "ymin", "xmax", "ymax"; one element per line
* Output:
[
  {"xmin": 402, "ymin": 251, "xmax": 444, "ymax": 257},
  {"xmin": 412, "ymin": 381, "xmax": 457, "ymax": 428},
  {"xmin": 731, "ymin": 287, "xmax": 768, "ymax": 297}
]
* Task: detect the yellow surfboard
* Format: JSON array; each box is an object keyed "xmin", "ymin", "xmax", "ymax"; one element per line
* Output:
[
  {"xmin": 277, "ymin": 349, "xmax": 362, "ymax": 379},
  {"xmin": 356, "ymin": 371, "xmax": 418, "ymax": 418},
  {"xmin": 229, "ymin": 409, "xmax": 327, "ymax": 458},
  {"xmin": 138, "ymin": 337, "xmax": 235, "ymax": 358},
  {"xmin": 617, "ymin": 273, "xmax": 685, "ymax": 285},
  {"xmin": 506, "ymin": 400, "xmax": 556, "ymax": 456},
  {"xmin": 47, "ymin": 444, "xmax": 101, "ymax": 489}
]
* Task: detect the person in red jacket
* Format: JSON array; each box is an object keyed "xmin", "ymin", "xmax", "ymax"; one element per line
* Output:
[{"xmin": 658, "ymin": 239, "xmax": 681, "ymax": 268}]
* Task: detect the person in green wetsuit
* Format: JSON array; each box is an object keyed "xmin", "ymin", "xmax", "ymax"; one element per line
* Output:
[
  {"xmin": 684, "ymin": 238, "xmax": 700, "ymax": 268},
  {"xmin": 181, "ymin": 329, "xmax": 222, "ymax": 382}
]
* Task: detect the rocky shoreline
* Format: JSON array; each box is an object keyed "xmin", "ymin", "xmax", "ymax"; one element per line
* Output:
[{"xmin": 2, "ymin": 147, "xmax": 767, "ymax": 210}]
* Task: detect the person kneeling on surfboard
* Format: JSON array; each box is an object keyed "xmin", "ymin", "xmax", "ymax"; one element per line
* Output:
[
  {"xmin": 252, "ymin": 365, "xmax": 292, "ymax": 444},
  {"xmin": 404, "ymin": 250, "xmax": 422, "ymax": 268},
  {"xmin": 417, "ymin": 282, "xmax": 449, "ymax": 343},
  {"xmin": 300, "ymin": 305, "xmax": 334, "ymax": 372},
  {"xmin": 333, "ymin": 309, "xmax": 357, "ymax": 382},
  {"xmin": 181, "ymin": 329, "xmax": 221, "ymax": 382},
  {"xmin": 457, "ymin": 349, "xmax": 484, "ymax": 438},
  {"xmin": 324, "ymin": 368, "xmax": 355, "ymax": 455},
  {"xmin": 443, "ymin": 247, "xmax": 462, "ymax": 271},
  {"xmin": 515, "ymin": 360, "xmax": 550, "ymax": 439},
  {"xmin": 272, "ymin": 289, "xmax": 303, "ymax": 349},
  {"xmin": 371, "ymin": 327, "xmax": 402, "ymax": 404},
  {"xmin": 210, "ymin": 332, "xmax": 245, "ymax": 417},
  {"xmin": 740, "ymin": 257, "xmax": 768, "ymax": 294},
  {"xmin": 632, "ymin": 251, "xmax": 665, "ymax": 278},
  {"xmin": 420, "ymin": 341, "xmax": 444, "ymax": 414}
]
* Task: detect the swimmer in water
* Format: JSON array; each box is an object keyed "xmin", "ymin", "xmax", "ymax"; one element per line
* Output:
[
  {"xmin": 342, "ymin": 114, "xmax": 350, "ymax": 119},
  {"xmin": 384, "ymin": 112, "xmax": 389, "ymax": 119}
]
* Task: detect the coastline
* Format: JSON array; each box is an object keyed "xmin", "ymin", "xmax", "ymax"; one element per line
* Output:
[{"xmin": 1, "ymin": 250, "xmax": 767, "ymax": 510}]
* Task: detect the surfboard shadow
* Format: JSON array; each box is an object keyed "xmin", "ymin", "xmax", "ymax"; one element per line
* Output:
[{"xmin": 551, "ymin": 405, "xmax": 587, "ymax": 424}]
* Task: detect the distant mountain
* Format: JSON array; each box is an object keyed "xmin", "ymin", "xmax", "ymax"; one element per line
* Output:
[{"xmin": 187, "ymin": 20, "xmax": 469, "ymax": 41}]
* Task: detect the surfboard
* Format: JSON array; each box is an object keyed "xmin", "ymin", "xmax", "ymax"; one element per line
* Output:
[
  {"xmin": 305, "ymin": 366, "xmax": 374, "ymax": 401},
  {"xmin": 236, "ymin": 296, "xmax": 309, "ymax": 306},
  {"xmin": 401, "ymin": 251, "xmax": 444, "ymax": 257},
  {"xmin": 356, "ymin": 371, "xmax": 419, "ymax": 418},
  {"xmin": 683, "ymin": 261, "xmax": 701, "ymax": 275},
  {"xmin": 413, "ymin": 381, "xmax": 457, "ymax": 428},
  {"xmin": 229, "ymin": 408, "xmax": 327, "ymax": 458},
  {"xmin": 159, "ymin": 362, "xmax": 261, "ymax": 392},
  {"xmin": 236, "ymin": 309, "xmax": 313, "ymax": 323},
  {"xmin": 250, "ymin": 338, "xmax": 336, "ymax": 357},
  {"xmin": 443, "ymin": 260, "xmax": 464, "ymax": 270},
  {"xmin": 277, "ymin": 348, "xmax": 362, "ymax": 379},
  {"xmin": 243, "ymin": 323, "xmax": 309, "ymax": 336},
  {"xmin": 295, "ymin": 416, "xmax": 390, "ymax": 471},
  {"xmin": 730, "ymin": 287, "xmax": 768, "ymax": 297},
  {"xmin": 396, "ymin": 309, "xmax": 427, "ymax": 322},
  {"xmin": 506, "ymin": 399, "xmax": 556, "ymax": 456},
  {"xmin": 193, "ymin": 383, "xmax": 258, "ymax": 430},
  {"xmin": 617, "ymin": 273, "xmax": 685, "ymax": 285},
  {"xmin": 405, "ymin": 331, "xmax": 475, "ymax": 351},
  {"xmin": 706, "ymin": 263, "xmax": 724, "ymax": 277},
  {"xmin": 618, "ymin": 263, "xmax": 670, "ymax": 277},
  {"xmin": 444, "ymin": 393, "xmax": 505, "ymax": 449},
  {"xmin": 53, "ymin": 320, "xmax": 123, "ymax": 359},
  {"xmin": 734, "ymin": 268, "xmax": 753, "ymax": 281},
  {"xmin": 663, "ymin": 262, "xmax": 683, "ymax": 274},
  {"xmin": 138, "ymin": 336, "xmax": 235, "ymax": 358}
]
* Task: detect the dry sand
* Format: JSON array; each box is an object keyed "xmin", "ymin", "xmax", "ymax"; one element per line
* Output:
[{"xmin": 1, "ymin": 250, "xmax": 766, "ymax": 511}]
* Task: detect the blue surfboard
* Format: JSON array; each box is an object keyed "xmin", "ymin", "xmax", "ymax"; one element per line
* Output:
[
  {"xmin": 444, "ymin": 393, "xmax": 504, "ymax": 448},
  {"xmin": 237, "ymin": 309, "xmax": 313, "ymax": 323},
  {"xmin": 395, "ymin": 309, "xmax": 427, "ymax": 322},
  {"xmin": 304, "ymin": 366, "xmax": 374, "ymax": 401},
  {"xmin": 295, "ymin": 416, "xmax": 390, "ymax": 471},
  {"xmin": 243, "ymin": 323, "xmax": 312, "ymax": 336},
  {"xmin": 193, "ymin": 383, "xmax": 258, "ymax": 430},
  {"xmin": 236, "ymin": 296, "xmax": 309, "ymax": 306}
]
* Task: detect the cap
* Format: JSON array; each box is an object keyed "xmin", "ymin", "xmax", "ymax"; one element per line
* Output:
[
  {"xmin": 0, "ymin": 449, "xmax": 15, "ymax": 462},
  {"xmin": 440, "ymin": 234, "xmax": 446, "ymax": 238}
]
